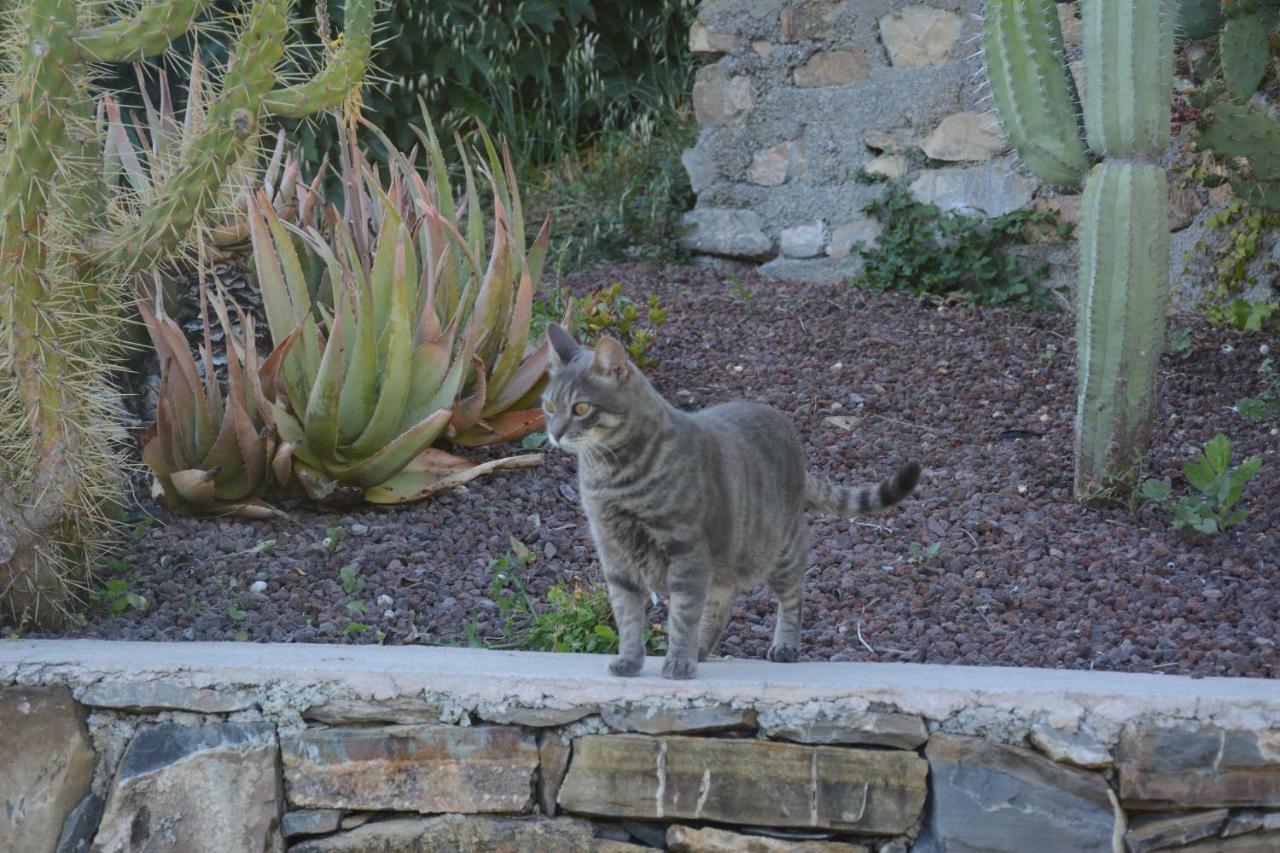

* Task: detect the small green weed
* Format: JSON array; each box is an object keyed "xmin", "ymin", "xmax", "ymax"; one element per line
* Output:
[
  {"xmin": 907, "ymin": 541, "xmax": 942, "ymax": 566},
  {"xmin": 339, "ymin": 563, "xmax": 365, "ymax": 595},
  {"xmin": 92, "ymin": 578, "xmax": 148, "ymax": 616},
  {"xmin": 1208, "ymin": 298, "xmax": 1277, "ymax": 332},
  {"xmin": 576, "ymin": 282, "xmax": 668, "ymax": 368},
  {"xmin": 1140, "ymin": 433, "xmax": 1262, "ymax": 534},
  {"xmin": 724, "ymin": 274, "xmax": 760, "ymax": 314},
  {"xmin": 1166, "ymin": 327, "xmax": 1194, "ymax": 360},
  {"xmin": 1236, "ymin": 358, "xmax": 1280, "ymax": 424},
  {"xmin": 853, "ymin": 180, "xmax": 1061, "ymax": 309}
]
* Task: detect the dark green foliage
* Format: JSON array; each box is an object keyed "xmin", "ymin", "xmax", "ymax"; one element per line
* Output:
[
  {"xmin": 853, "ymin": 180, "xmax": 1063, "ymax": 309},
  {"xmin": 1176, "ymin": 0, "xmax": 1225, "ymax": 39},
  {"xmin": 1236, "ymin": 358, "xmax": 1280, "ymax": 423}
]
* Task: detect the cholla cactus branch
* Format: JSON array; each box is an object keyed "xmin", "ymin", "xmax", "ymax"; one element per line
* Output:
[
  {"xmin": 262, "ymin": 0, "xmax": 373, "ymax": 119},
  {"xmin": 76, "ymin": 0, "xmax": 216, "ymax": 62}
]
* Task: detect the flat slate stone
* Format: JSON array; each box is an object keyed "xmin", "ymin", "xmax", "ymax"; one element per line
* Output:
[
  {"xmin": 921, "ymin": 734, "xmax": 1118, "ymax": 853},
  {"xmin": 1029, "ymin": 723, "xmax": 1112, "ymax": 769},
  {"xmin": 79, "ymin": 680, "xmax": 253, "ymax": 713},
  {"xmin": 55, "ymin": 793, "xmax": 103, "ymax": 853},
  {"xmin": 1, "ymin": 687, "xmax": 96, "ymax": 853},
  {"xmin": 479, "ymin": 705, "xmax": 597, "ymax": 727},
  {"xmin": 538, "ymin": 732, "xmax": 572, "ymax": 816},
  {"xmin": 1125, "ymin": 809, "xmax": 1228, "ymax": 853},
  {"xmin": 668, "ymin": 824, "xmax": 870, "ymax": 852},
  {"xmin": 765, "ymin": 712, "xmax": 928, "ymax": 749},
  {"xmin": 93, "ymin": 721, "xmax": 281, "ymax": 853},
  {"xmin": 302, "ymin": 697, "xmax": 443, "ymax": 724},
  {"xmin": 1117, "ymin": 725, "xmax": 1280, "ymax": 809},
  {"xmin": 601, "ymin": 704, "xmax": 757, "ymax": 735},
  {"xmin": 558, "ymin": 734, "xmax": 926, "ymax": 835},
  {"xmin": 289, "ymin": 814, "xmax": 645, "ymax": 852},
  {"xmin": 282, "ymin": 724, "xmax": 538, "ymax": 813},
  {"xmin": 1223, "ymin": 809, "xmax": 1280, "ymax": 836},
  {"xmin": 282, "ymin": 809, "xmax": 343, "ymax": 838},
  {"xmin": 1178, "ymin": 831, "xmax": 1280, "ymax": 852}
]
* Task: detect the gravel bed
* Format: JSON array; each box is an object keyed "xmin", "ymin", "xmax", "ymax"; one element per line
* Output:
[{"xmin": 17, "ymin": 263, "xmax": 1279, "ymax": 678}]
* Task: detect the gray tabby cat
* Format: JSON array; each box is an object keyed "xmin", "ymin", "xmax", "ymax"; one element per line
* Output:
[{"xmin": 542, "ymin": 323, "xmax": 920, "ymax": 679}]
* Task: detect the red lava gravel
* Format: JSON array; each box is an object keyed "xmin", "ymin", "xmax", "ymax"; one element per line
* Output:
[{"xmin": 17, "ymin": 263, "xmax": 1279, "ymax": 679}]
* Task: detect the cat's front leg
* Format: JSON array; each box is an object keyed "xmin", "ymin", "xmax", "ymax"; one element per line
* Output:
[
  {"xmin": 662, "ymin": 539, "xmax": 712, "ymax": 680},
  {"xmin": 603, "ymin": 571, "xmax": 647, "ymax": 677}
]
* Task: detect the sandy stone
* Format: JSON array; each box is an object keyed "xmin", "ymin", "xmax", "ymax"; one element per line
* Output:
[
  {"xmin": 864, "ymin": 154, "xmax": 909, "ymax": 180},
  {"xmin": 865, "ymin": 129, "xmax": 911, "ymax": 153},
  {"xmin": 1117, "ymin": 725, "xmax": 1280, "ymax": 809},
  {"xmin": 879, "ymin": 6, "xmax": 962, "ymax": 67},
  {"xmin": 689, "ymin": 21, "xmax": 738, "ymax": 55},
  {"xmin": 693, "ymin": 65, "xmax": 755, "ymax": 127},
  {"xmin": 303, "ymin": 697, "xmax": 443, "ymax": 725},
  {"xmin": 290, "ymin": 814, "xmax": 644, "ymax": 852},
  {"xmin": 780, "ymin": 1, "xmax": 848, "ymax": 43},
  {"xmin": 282, "ymin": 724, "xmax": 538, "ymax": 813},
  {"xmin": 538, "ymin": 732, "xmax": 571, "ymax": 816},
  {"xmin": 668, "ymin": 824, "xmax": 869, "ymax": 852},
  {"xmin": 92, "ymin": 721, "xmax": 281, "ymax": 853},
  {"xmin": 749, "ymin": 140, "xmax": 807, "ymax": 187},
  {"xmin": 1029, "ymin": 722, "xmax": 1112, "ymax": 768},
  {"xmin": 681, "ymin": 208, "xmax": 773, "ymax": 259},
  {"xmin": 922, "ymin": 112, "xmax": 1006, "ymax": 162},
  {"xmin": 753, "ymin": 40, "xmax": 774, "ymax": 58},
  {"xmin": 780, "ymin": 222, "xmax": 828, "ymax": 259},
  {"xmin": 827, "ymin": 219, "xmax": 883, "ymax": 258},
  {"xmin": 1024, "ymin": 196, "xmax": 1083, "ymax": 243},
  {"xmin": 1169, "ymin": 185, "xmax": 1205, "ymax": 231},
  {"xmin": 602, "ymin": 704, "xmax": 756, "ymax": 735},
  {"xmin": 683, "ymin": 148, "xmax": 718, "ymax": 194},
  {"xmin": 1, "ymin": 687, "xmax": 96, "ymax": 853},
  {"xmin": 558, "ymin": 734, "xmax": 926, "ymax": 834},
  {"xmin": 1124, "ymin": 809, "xmax": 1229, "ymax": 853},
  {"xmin": 794, "ymin": 48, "xmax": 869, "ymax": 88},
  {"xmin": 766, "ymin": 711, "xmax": 927, "ymax": 749}
]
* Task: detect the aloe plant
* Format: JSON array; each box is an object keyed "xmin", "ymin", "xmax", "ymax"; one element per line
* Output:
[
  {"xmin": 984, "ymin": 0, "xmax": 1174, "ymax": 496},
  {"xmin": 139, "ymin": 283, "xmax": 285, "ymax": 519},
  {"xmin": 0, "ymin": 0, "xmax": 372, "ymax": 628},
  {"xmin": 249, "ymin": 118, "xmax": 555, "ymax": 506}
]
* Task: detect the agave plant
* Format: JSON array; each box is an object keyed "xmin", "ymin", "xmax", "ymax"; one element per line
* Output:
[
  {"xmin": 249, "ymin": 117, "xmax": 556, "ymax": 505},
  {"xmin": 139, "ymin": 281, "xmax": 286, "ymax": 519}
]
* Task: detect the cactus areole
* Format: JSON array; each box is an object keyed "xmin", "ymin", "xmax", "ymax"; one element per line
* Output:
[
  {"xmin": 0, "ymin": 0, "xmax": 373, "ymax": 628},
  {"xmin": 983, "ymin": 0, "xmax": 1175, "ymax": 497}
]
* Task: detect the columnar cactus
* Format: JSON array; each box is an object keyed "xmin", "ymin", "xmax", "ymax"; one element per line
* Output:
[
  {"xmin": 983, "ymin": 0, "xmax": 1175, "ymax": 497},
  {"xmin": 0, "ymin": 0, "xmax": 373, "ymax": 627}
]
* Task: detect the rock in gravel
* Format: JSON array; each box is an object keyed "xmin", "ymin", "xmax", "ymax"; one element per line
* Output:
[
  {"xmin": 1124, "ymin": 809, "xmax": 1228, "ymax": 853},
  {"xmin": 558, "ymin": 734, "xmax": 926, "ymax": 834},
  {"xmin": 601, "ymin": 704, "xmax": 757, "ymax": 735},
  {"xmin": 1029, "ymin": 723, "xmax": 1112, "ymax": 769},
  {"xmin": 289, "ymin": 814, "xmax": 644, "ymax": 852},
  {"xmin": 667, "ymin": 824, "xmax": 869, "ymax": 852},
  {"xmin": 764, "ymin": 711, "xmax": 928, "ymax": 749},
  {"xmin": 919, "ymin": 734, "xmax": 1119, "ymax": 852},
  {"xmin": 1117, "ymin": 725, "xmax": 1280, "ymax": 808},
  {"xmin": 93, "ymin": 721, "xmax": 280, "ymax": 853},
  {"xmin": 1, "ymin": 687, "xmax": 96, "ymax": 853},
  {"xmin": 283, "ymin": 809, "xmax": 342, "ymax": 838},
  {"xmin": 282, "ymin": 725, "xmax": 538, "ymax": 813}
]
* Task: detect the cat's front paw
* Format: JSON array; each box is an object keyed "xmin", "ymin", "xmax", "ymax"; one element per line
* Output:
[
  {"xmin": 609, "ymin": 656, "xmax": 644, "ymax": 677},
  {"xmin": 662, "ymin": 656, "xmax": 697, "ymax": 680},
  {"xmin": 767, "ymin": 643, "xmax": 799, "ymax": 663}
]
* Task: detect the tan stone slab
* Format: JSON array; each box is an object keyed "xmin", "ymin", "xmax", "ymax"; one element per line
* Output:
[
  {"xmin": 1117, "ymin": 725, "xmax": 1280, "ymax": 809},
  {"xmin": 282, "ymin": 724, "xmax": 538, "ymax": 813},
  {"xmin": 538, "ymin": 732, "xmax": 571, "ymax": 816},
  {"xmin": 602, "ymin": 704, "xmax": 756, "ymax": 735},
  {"xmin": 794, "ymin": 49, "xmax": 869, "ymax": 88},
  {"xmin": 879, "ymin": 6, "xmax": 961, "ymax": 68},
  {"xmin": 1, "ymin": 687, "xmax": 95, "ymax": 853},
  {"xmin": 558, "ymin": 734, "xmax": 926, "ymax": 834},
  {"xmin": 303, "ymin": 697, "xmax": 443, "ymax": 725},
  {"xmin": 668, "ymin": 824, "xmax": 869, "ymax": 852}
]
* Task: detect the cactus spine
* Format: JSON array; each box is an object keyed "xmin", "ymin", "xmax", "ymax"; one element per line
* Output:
[
  {"xmin": 984, "ymin": 0, "xmax": 1176, "ymax": 497},
  {"xmin": 0, "ymin": 0, "xmax": 373, "ymax": 628}
]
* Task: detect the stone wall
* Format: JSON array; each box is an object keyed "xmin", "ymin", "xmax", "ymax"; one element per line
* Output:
[
  {"xmin": 3, "ymin": 641, "xmax": 1280, "ymax": 852},
  {"xmin": 678, "ymin": 0, "xmax": 1277, "ymax": 306}
]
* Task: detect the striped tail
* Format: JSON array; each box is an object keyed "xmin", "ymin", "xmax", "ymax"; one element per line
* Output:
[{"xmin": 805, "ymin": 462, "xmax": 920, "ymax": 517}]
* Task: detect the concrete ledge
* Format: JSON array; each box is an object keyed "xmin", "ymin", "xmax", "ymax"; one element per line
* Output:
[{"xmin": 3, "ymin": 640, "xmax": 1278, "ymax": 741}]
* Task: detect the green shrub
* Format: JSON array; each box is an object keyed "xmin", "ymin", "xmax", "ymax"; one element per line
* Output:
[{"xmin": 1140, "ymin": 433, "xmax": 1263, "ymax": 534}]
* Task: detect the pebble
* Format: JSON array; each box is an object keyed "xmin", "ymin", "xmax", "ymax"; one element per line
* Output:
[
  {"xmin": 377, "ymin": 594, "xmax": 393, "ymax": 607},
  {"xmin": 249, "ymin": 581, "xmax": 268, "ymax": 594}
]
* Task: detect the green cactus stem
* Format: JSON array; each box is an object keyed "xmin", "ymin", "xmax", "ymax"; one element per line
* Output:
[
  {"xmin": 1083, "ymin": 0, "xmax": 1175, "ymax": 157},
  {"xmin": 1220, "ymin": 11, "xmax": 1272, "ymax": 101},
  {"xmin": 1074, "ymin": 163, "xmax": 1171, "ymax": 495},
  {"xmin": 982, "ymin": 0, "xmax": 1091, "ymax": 187},
  {"xmin": 1174, "ymin": 0, "xmax": 1224, "ymax": 40}
]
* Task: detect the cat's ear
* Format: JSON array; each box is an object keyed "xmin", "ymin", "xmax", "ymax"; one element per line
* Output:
[
  {"xmin": 546, "ymin": 323, "xmax": 579, "ymax": 370},
  {"xmin": 591, "ymin": 335, "xmax": 630, "ymax": 383}
]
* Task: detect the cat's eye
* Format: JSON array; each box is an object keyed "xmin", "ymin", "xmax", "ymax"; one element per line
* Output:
[
  {"xmin": 543, "ymin": 400, "xmax": 556, "ymax": 413},
  {"xmin": 572, "ymin": 402, "xmax": 591, "ymax": 417}
]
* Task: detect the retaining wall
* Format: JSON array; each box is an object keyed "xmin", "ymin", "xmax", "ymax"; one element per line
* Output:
[{"xmin": 3, "ymin": 640, "xmax": 1280, "ymax": 852}]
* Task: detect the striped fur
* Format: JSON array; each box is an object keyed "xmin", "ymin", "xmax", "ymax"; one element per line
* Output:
[{"xmin": 543, "ymin": 324, "xmax": 920, "ymax": 680}]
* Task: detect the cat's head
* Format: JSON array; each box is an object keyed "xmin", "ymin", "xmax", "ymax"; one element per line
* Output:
[{"xmin": 541, "ymin": 323, "xmax": 643, "ymax": 453}]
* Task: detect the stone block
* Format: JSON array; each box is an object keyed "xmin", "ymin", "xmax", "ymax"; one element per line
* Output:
[
  {"xmin": 282, "ymin": 809, "xmax": 342, "ymax": 839},
  {"xmin": 1124, "ymin": 809, "xmax": 1228, "ymax": 853},
  {"xmin": 1178, "ymin": 832, "xmax": 1280, "ymax": 852},
  {"xmin": 282, "ymin": 724, "xmax": 538, "ymax": 813},
  {"xmin": 668, "ymin": 824, "xmax": 869, "ymax": 852},
  {"xmin": 794, "ymin": 49, "xmax": 869, "ymax": 88},
  {"xmin": 922, "ymin": 112, "xmax": 1006, "ymax": 162},
  {"xmin": 601, "ymin": 704, "xmax": 757, "ymax": 735},
  {"xmin": 55, "ymin": 793, "xmax": 103, "ymax": 853},
  {"xmin": 781, "ymin": 222, "xmax": 828, "ymax": 258},
  {"xmin": 827, "ymin": 219, "xmax": 883, "ymax": 258},
  {"xmin": 558, "ymin": 734, "xmax": 926, "ymax": 835},
  {"xmin": 538, "ymin": 732, "xmax": 571, "ymax": 816},
  {"xmin": 1029, "ymin": 723, "xmax": 1112, "ymax": 768},
  {"xmin": 879, "ymin": 6, "xmax": 962, "ymax": 67},
  {"xmin": 683, "ymin": 148, "xmax": 719, "ymax": 194},
  {"xmin": 1, "ymin": 687, "xmax": 96, "ymax": 853},
  {"xmin": 694, "ymin": 65, "xmax": 755, "ymax": 127},
  {"xmin": 909, "ymin": 166, "xmax": 1034, "ymax": 217},
  {"xmin": 765, "ymin": 711, "xmax": 927, "ymax": 749},
  {"xmin": 690, "ymin": 21, "xmax": 739, "ymax": 55},
  {"xmin": 681, "ymin": 208, "xmax": 773, "ymax": 259},
  {"xmin": 780, "ymin": 1, "xmax": 847, "ymax": 43},
  {"xmin": 864, "ymin": 154, "xmax": 909, "ymax": 180},
  {"xmin": 1169, "ymin": 185, "xmax": 1204, "ymax": 232},
  {"xmin": 481, "ymin": 705, "xmax": 597, "ymax": 727},
  {"xmin": 921, "ymin": 734, "xmax": 1119, "ymax": 852},
  {"xmin": 749, "ymin": 140, "xmax": 807, "ymax": 187},
  {"xmin": 1223, "ymin": 809, "xmax": 1280, "ymax": 836},
  {"xmin": 289, "ymin": 814, "xmax": 645, "ymax": 852},
  {"xmin": 80, "ymin": 680, "xmax": 254, "ymax": 713},
  {"xmin": 93, "ymin": 721, "xmax": 281, "ymax": 853},
  {"xmin": 303, "ymin": 697, "xmax": 443, "ymax": 725},
  {"xmin": 1117, "ymin": 725, "xmax": 1280, "ymax": 809}
]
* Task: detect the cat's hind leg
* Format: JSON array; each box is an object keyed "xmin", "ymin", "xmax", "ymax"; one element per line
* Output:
[
  {"xmin": 766, "ymin": 520, "xmax": 809, "ymax": 663},
  {"xmin": 696, "ymin": 585, "xmax": 733, "ymax": 662}
]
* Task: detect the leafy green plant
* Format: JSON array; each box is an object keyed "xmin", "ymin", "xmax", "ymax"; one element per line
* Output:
[
  {"xmin": 576, "ymin": 283, "xmax": 669, "ymax": 367},
  {"xmin": 1140, "ymin": 433, "xmax": 1263, "ymax": 534},
  {"xmin": 339, "ymin": 563, "xmax": 365, "ymax": 595},
  {"xmin": 1209, "ymin": 298, "xmax": 1278, "ymax": 332},
  {"xmin": 907, "ymin": 541, "xmax": 942, "ymax": 566},
  {"xmin": 853, "ymin": 180, "xmax": 1060, "ymax": 309},
  {"xmin": 91, "ymin": 566, "xmax": 149, "ymax": 617},
  {"xmin": 1236, "ymin": 358, "xmax": 1280, "ymax": 423},
  {"xmin": 323, "ymin": 526, "xmax": 347, "ymax": 553},
  {"xmin": 1167, "ymin": 327, "xmax": 1195, "ymax": 360}
]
